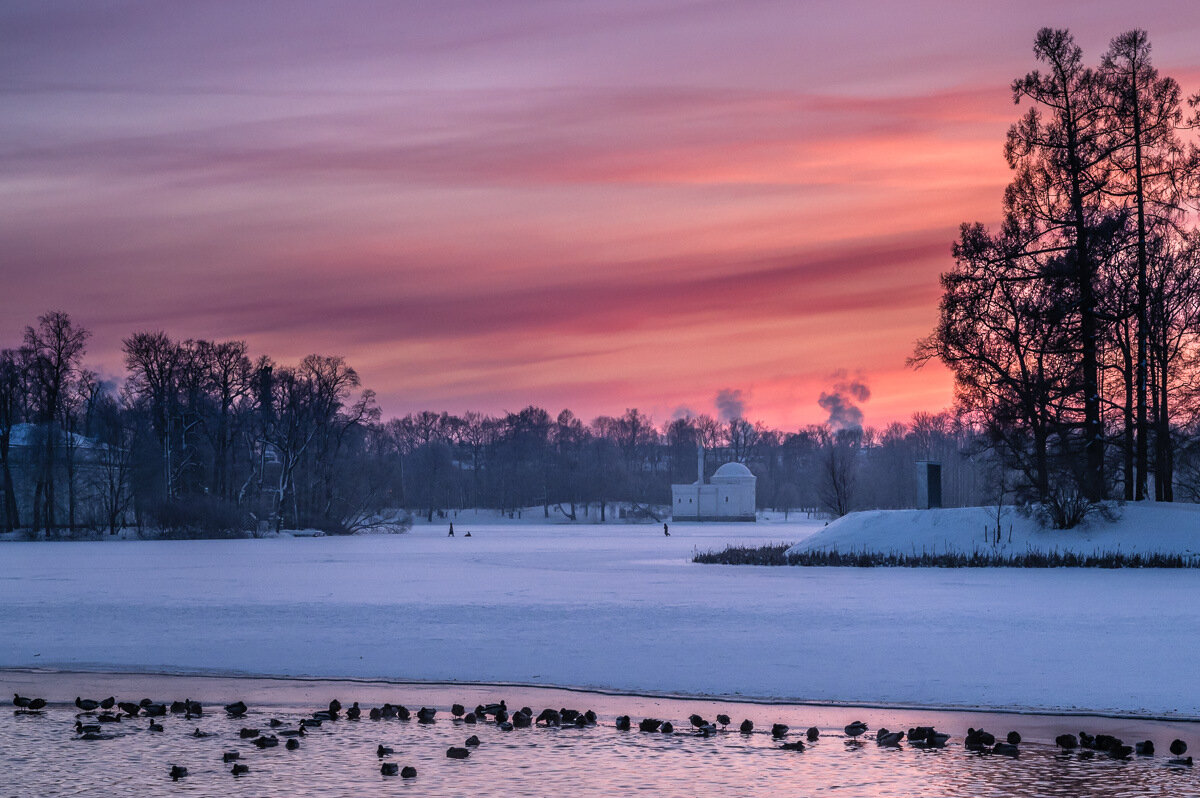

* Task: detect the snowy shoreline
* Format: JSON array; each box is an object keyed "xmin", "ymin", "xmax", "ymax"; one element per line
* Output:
[
  {"xmin": 6, "ymin": 668, "xmax": 1200, "ymax": 728},
  {"xmin": 788, "ymin": 502, "xmax": 1200, "ymax": 558}
]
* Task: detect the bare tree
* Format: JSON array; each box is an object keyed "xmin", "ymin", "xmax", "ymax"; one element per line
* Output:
[{"xmin": 23, "ymin": 312, "xmax": 90, "ymax": 534}]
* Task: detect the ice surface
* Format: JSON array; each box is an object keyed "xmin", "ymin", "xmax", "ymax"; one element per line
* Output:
[{"xmin": 1, "ymin": 518, "xmax": 1197, "ymax": 717}]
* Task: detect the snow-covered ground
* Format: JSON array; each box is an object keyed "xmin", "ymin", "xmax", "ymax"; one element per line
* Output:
[
  {"xmin": 789, "ymin": 502, "xmax": 1200, "ymax": 557},
  {"xmin": 2, "ymin": 518, "xmax": 1198, "ymax": 718}
]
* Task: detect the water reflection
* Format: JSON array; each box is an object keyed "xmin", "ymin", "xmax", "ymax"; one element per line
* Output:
[{"xmin": 3, "ymin": 680, "xmax": 1197, "ymax": 797}]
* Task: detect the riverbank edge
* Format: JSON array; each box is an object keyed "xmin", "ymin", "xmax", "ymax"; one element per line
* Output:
[{"xmin": 5, "ymin": 667, "xmax": 1197, "ymax": 725}]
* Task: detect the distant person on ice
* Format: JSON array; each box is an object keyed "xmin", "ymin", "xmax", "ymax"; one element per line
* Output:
[
  {"xmin": 664, "ymin": 523, "xmax": 669, "ymax": 536},
  {"xmin": 448, "ymin": 523, "xmax": 454, "ymax": 537}
]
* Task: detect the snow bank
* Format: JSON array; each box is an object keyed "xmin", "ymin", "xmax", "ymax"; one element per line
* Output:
[{"xmin": 788, "ymin": 502, "xmax": 1200, "ymax": 558}]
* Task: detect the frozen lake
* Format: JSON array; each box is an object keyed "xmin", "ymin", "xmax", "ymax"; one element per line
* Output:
[{"xmin": 1, "ymin": 521, "xmax": 1198, "ymax": 716}]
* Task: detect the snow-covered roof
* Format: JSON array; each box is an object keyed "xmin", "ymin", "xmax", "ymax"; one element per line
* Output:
[
  {"xmin": 712, "ymin": 462, "xmax": 754, "ymax": 481},
  {"xmin": 3, "ymin": 422, "xmax": 104, "ymax": 450}
]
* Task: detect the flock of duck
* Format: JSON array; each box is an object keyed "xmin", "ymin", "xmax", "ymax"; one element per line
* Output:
[{"xmin": 11, "ymin": 691, "xmax": 1196, "ymax": 783}]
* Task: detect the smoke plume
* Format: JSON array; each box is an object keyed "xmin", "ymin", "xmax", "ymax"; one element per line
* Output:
[
  {"xmin": 818, "ymin": 371, "xmax": 870, "ymax": 431},
  {"xmin": 715, "ymin": 388, "xmax": 747, "ymax": 422}
]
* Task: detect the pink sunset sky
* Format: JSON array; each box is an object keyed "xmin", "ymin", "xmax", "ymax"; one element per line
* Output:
[{"xmin": 3, "ymin": 1, "xmax": 1199, "ymax": 428}]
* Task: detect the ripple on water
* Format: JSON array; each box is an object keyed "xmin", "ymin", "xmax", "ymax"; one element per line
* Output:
[{"xmin": 3, "ymin": 693, "xmax": 1198, "ymax": 798}]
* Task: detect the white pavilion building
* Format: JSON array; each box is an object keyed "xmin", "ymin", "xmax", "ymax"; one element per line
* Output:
[{"xmin": 671, "ymin": 448, "xmax": 756, "ymax": 521}]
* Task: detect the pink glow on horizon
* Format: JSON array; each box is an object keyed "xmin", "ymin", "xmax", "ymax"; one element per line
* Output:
[{"xmin": 2, "ymin": 2, "xmax": 1199, "ymax": 430}]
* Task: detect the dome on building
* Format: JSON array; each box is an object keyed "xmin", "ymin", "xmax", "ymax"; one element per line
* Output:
[{"xmin": 712, "ymin": 462, "xmax": 755, "ymax": 481}]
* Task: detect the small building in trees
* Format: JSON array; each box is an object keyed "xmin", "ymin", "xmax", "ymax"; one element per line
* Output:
[{"xmin": 671, "ymin": 448, "xmax": 756, "ymax": 521}]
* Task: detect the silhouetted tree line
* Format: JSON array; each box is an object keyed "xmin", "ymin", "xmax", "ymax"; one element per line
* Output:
[
  {"xmin": 1, "ymin": 313, "xmax": 997, "ymax": 536},
  {"xmin": 915, "ymin": 28, "xmax": 1200, "ymax": 526}
]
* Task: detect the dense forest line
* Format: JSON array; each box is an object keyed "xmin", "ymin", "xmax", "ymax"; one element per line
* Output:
[{"xmin": 0, "ymin": 311, "xmax": 991, "ymax": 536}]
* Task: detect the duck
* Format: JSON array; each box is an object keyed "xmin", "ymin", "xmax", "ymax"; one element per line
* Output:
[
  {"xmin": 1135, "ymin": 740, "xmax": 1154, "ymax": 756},
  {"xmin": 1006, "ymin": 731, "xmax": 1021, "ymax": 745},
  {"xmin": 381, "ymin": 762, "xmax": 399, "ymax": 776},
  {"xmin": 807, "ymin": 727, "xmax": 820, "ymax": 741},
  {"xmin": 876, "ymin": 728, "xmax": 904, "ymax": 747},
  {"xmin": 75, "ymin": 697, "xmax": 100, "ymax": 712},
  {"xmin": 192, "ymin": 728, "xmax": 216, "ymax": 738},
  {"xmin": 239, "ymin": 727, "xmax": 260, "ymax": 738},
  {"xmin": 169, "ymin": 765, "xmax": 188, "ymax": 781},
  {"xmin": 537, "ymin": 709, "xmax": 561, "ymax": 727},
  {"xmin": 661, "ymin": 722, "xmax": 674, "ymax": 734},
  {"xmin": 965, "ymin": 728, "xmax": 995, "ymax": 751},
  {"xmin": 401, "ymin": 765, "xmax": 417, "ymax": 778},
  {"xmin": 277, "ymin": 727, "xmax": 305, "ymax": 738},
  {"xmin": 780, "ymin": 740, "xmax": 806, "ymax": 751},
  {"xmin": 328, "ymin": 699, "xmax": 342, "ymax": 714},
  {"xmin": 844, "ymin": 721, "xmax": 868, "ymax": 740},
  {"xmin": 993, "ymin": 742, "xmax": 1020, "ymax": 757},
  {"xmin": 142, "ymin": 703, "xmax": 167, "ymax": 717},
  {"xmin": 96, "ymin": 713, "xmax": 121, "ymax": 723},
  {"xmin": 452, "ymin": 703, "xmax": 466, "ymax": 718},
  {"xmin": 118, "ymin": 702, "xmax": 141, "ymax": 717},
  {"xmin": 148, "ymin": 719, "xmax": 164, "ymax": 732},
  {"xmin": 12, "ymin": 693, "xmax": 31, "ymax": 708},
  {"xmin": 615, "ymin": 715, "xmax": 631, "ymax": 731},
  {"xmin": 377, "ymin": 744, "xmax": 394, "ymax": 758},
  {"xmin": 100, "ymin": 697, "xmax": 115, "ymax": 710},
  {"xmin": 561, "ymin": 708, "xmax": 580, "ymax": 724},
  {"xmin": 771, "ymin": 723, "xmax": 789, "ymax": 739},
  {"xmin": 639, "ymin": 718, "xmax": 662, "ymax": 733},
  {"xmin": 689, "ymin": 714, "xmax": 707, "ymax": 730},
  {"xmin": 584, "ymin": 709, "xmax": 597, "ymax": 724},
  {"xmin": 446, "ymin": 746, "xmax": 471, "ymax": 759},
  {"xmin": 253, "ymin": 735, "xmax": 279, "ymax": 749},
  {"xmin": 231, "ymin": 763, "xmax": 250, "ymax": 776},
  {"xmin": 926, "ymin": 730, "xmax": 951, "ymax": 748},
  {"xmin": 513, "ymin": 711, "xmax": 532, "ymax": 728},
  {"xmin": 224, "ymin": 701, "xmax": 248, "ymax": 717},
  {"xmin": 369, "ymin": 707, "xmax": 382, "ymax": 721},
  {"xmin": 223, "ymin": 752, "xmax": 240, "ymax": 762},
  {"xmin": 395, "ymin": 705, "xmax": 411, "ymax": 721},
  {"xmin": 740, "ymin": 719, "xmax": 754, "ymax": 734},
  {"xmin": 463, "ymin": 712, "xmax": 477, "ymax": 724},
  {"xmin": 346, "ymin": 702, "xmax": 361, "ymax": 720},
  {"xmin": 1055, "ymin": 733, "xmax": 1078, "ymax": 750},
  {"xmin": 1108, "ymin": 743, "xmax": 1133, "ymax": 759},
  {"xmin": 75, "ymin": 720, "xmax": 102, "ymax": 735},
  {"xmin": 1171, "ymin": 739, "xmax": 1188, "ymax": 756},
  {"xmin": 286, "ymin": 738, "xmax": 300, "ymax": 750},
  {"xmin": 465, "ymin": 735, "xmax": 481, "ymax": 747},
  {"xmin": 417, "ymin": 707, "xmax": 437, "ymax": 723}
]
